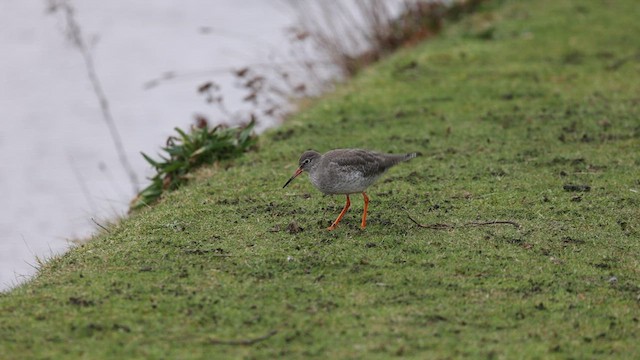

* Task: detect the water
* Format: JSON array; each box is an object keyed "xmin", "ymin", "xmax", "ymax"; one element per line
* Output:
[{"xmin": 0, "ymin": 0, "xmax": 310, "ymax": 290}]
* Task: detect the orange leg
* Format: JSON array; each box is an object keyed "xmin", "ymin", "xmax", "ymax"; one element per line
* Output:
[
  {"xmin": 361, "ymin": 192, "xmax": 369, "ymax": 229},
  {"xmin": 328, "ymin": 195, "xmax": 351, "ymax": 231}
]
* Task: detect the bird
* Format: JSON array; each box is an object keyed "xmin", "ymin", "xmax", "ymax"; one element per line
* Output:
[{"xmin": 283, "ymin": 149, "xmax": 419, "ymax": 230}]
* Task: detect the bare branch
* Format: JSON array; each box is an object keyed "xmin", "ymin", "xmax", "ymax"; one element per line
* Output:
[{"xmin": 51, "ymin": 0, "xmax": 139, "ymax": 193}]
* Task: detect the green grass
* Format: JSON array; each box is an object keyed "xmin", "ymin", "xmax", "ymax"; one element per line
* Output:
[
  {"xmin": 2, "ymin": 0, "xmax": 640, "ymax": 358},
  {"xmin": 131, "ymin": 120, "xmax": 256, "ymax": 210}
]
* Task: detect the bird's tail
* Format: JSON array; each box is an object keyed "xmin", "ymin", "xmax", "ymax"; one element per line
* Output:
[{"xmin": 403, "ymin": 152, "xmax": 421, "ymax": 161}]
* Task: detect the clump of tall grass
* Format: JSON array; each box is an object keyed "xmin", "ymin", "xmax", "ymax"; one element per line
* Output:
[
  {"xmin": 130, "ymin": 118, "xmax": 256, "ymax": 210},
  {"xmin": 287, "ymin": 0, "xmax": 487, "ymax": 77}
]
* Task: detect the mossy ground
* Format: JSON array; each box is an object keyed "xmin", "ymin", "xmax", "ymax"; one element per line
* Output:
[{"xmin": 2, "ymin": 0, "xmax": 639, "ymax": 358}]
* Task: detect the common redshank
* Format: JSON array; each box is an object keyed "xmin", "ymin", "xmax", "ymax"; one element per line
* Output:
[{"xmin": 283, "ymin": 149, "xmax": 419, "ymax": 230}]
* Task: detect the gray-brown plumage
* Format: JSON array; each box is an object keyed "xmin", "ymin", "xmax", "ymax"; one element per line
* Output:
[{"xmin": 283, "ymin": 149, "xmax": 419, "ymax": 230}]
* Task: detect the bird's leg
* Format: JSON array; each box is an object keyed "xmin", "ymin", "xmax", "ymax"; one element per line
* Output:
[
  {"xmin": 361, "ymin": 192, "xmax": 369, "ymax": 229},
  {"xmin": 328, "ymin": 195, "xmax": 350, "ymax": 231}
]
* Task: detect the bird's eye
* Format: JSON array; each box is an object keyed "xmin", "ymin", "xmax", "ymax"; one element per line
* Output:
[{"xmin": 303, "ymin": 159, "xmax": 310, "ymax": 165}]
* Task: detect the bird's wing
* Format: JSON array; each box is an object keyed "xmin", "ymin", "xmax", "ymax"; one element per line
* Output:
[{"xmin": 325, "ymin": 149, "xmax": 389, "ymax": 177}]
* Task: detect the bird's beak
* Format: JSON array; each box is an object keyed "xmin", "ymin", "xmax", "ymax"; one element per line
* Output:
[{"xmin": 283, "ymin": 168, "xmax": 303, "ymax": 188}]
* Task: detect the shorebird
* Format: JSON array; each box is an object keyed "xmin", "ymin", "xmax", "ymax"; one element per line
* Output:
[{"xmin": 283, "ymin": 149, "xmax": 418, "ymax": 230}]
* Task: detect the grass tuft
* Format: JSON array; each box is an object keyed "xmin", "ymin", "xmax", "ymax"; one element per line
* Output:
[
  {"xmin": 288, "ymin": 0, "xmax": 487, "ymax": 77},
  {"xmin": 130, "ymin": 119, "xmax": 256, "ymax": 210}
]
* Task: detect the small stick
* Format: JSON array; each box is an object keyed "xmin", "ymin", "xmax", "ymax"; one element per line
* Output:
[
  {"xmin": 406, "ymin": 213, "xmax": 453, "ymax": 230},
  {"xmin": 209, "ymin": 330, "xmax": 278, "ymax": 346},
  {"xmin": 91, "ymin": 218, "xmax": 111, "ymax": 233},
  {"xmin": 464, "ymin": 220, "xmax": 521, "ymax": 229},
  {"xmin": 406, "ymin": 212, "xmax": 521, "ymax": 230}
]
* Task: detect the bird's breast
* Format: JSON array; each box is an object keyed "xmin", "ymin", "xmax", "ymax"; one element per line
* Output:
[{"xmin": 309, "ymin": 167, "xmax": 379, "ymax": 195}]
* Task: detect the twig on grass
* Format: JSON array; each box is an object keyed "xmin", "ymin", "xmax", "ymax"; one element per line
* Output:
[
  {"xmin": 406, "ymin": 213, "xmax": 453, "ymax": 230},
  {"xmin": 464, "ymin": 220, "xmax": 521, "ymax": 229},
  {"xmin": 90, "ymin": 218, "xmax": 111, "ymax": 233},
  {"xmin": 406, "ymin": 212, "xmax": 521, "ymax": 230},
  {"xmin": 209, "ymin": 329, "xmax": 278, "ymax": 346}
]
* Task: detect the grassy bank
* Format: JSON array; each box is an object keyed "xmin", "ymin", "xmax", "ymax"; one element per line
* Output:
[{"xmin": 2, "ymin": 0, "xmax": 639, "ymax": 358}]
